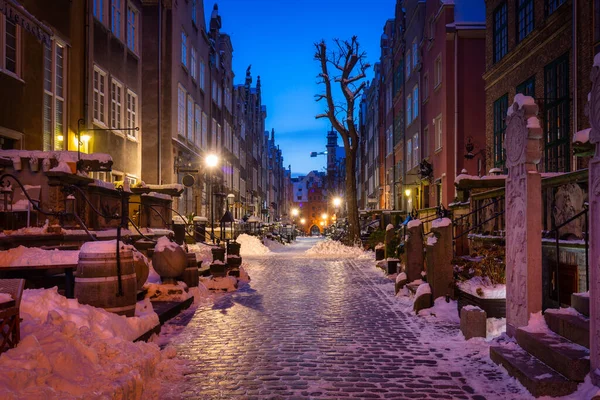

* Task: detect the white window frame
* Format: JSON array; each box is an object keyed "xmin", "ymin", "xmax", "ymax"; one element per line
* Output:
[
  {"xmin": 126, "ymin": 4, "xmax": 138, "ymax": 54},
  {"xmin": 93, "ymin": 0, "xmax": 106, "ymax": 23},
  {"xmin": 43, "ymin": 40, "xmax": 67, "ymax": 151},
  {"xmin": 0, "ymin": 16, "xmax": 21, "ymax": 79},
  {"xmin": 434, "ymin": 54, "xmax": 442, "ymax": 88},
  {"xmin": 194, "ymin": 104, "xmax": 201, "ymax": 148},
  {"xmin": 199, "ymin": 59, "xmax": 206, "ymax": 91},
  {"xmin": 126, "ymin": 89, "xmax": 138, "ymax": 140},
  {"xmin": 435, "ymin": 114, "xmax": 443, "ymax": 151},
  {"xmin": 110, "ymin": 78, "xmax": 123, "ymax": 134},
  {"xmin": 187, "ymin": 94, "xmax": 193, "ymax": 142},
  {"xmin": 111, "ymin": 0, "xmax": 122, "ymax": 39},
  {"xmin": 412, "ymin": 85, "xmax": 419, "ymax": 120},
  {"xmin": 177, "ymin": 85, "xmax": 186, "ymax": 137},
  {"xmin": 190, "ymin": 47, "xmax": 197, "ymax": 81},
  {"xmin": 181, "ymin": 30, "xmax": 188, "ymax": 68},
  {"xmin": 93, "ymin": 65, "xmax": 108, "ymax": 126}
]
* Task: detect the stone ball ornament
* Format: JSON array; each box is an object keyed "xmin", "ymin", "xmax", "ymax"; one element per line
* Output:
[{"xmin": 152, "ymin": 237, "xmax": 187, "ymax": 278}]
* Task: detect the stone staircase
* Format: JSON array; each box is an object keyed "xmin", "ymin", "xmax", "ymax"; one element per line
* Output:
[{"xmin": 490, "ymin": 293, "xmax": 590, "ymax": 397}]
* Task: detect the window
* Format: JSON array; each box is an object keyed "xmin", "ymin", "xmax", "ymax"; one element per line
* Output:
[
  {"xmin": 43, "ymin": 41, "xmax": 67, "ymax": 151},
  {"xmin": 200, "ymin": 60, "xmax": 206, "ymax": 90},
  {"xmin": 429, "ymin": 18, "xmax": 435, "ymax": 41},
  {"xmin": 202, "ymin": 112, "xmax": 208, "ymax": 148},
  {"xmin": 493, "ymin": 3, "xmax": 508, "ymax": 63},
  {"xmin": 413, "ymin": 85, "xmax": 419, "ymax": 120},
  {"xmin": 1, "ymin": 18, "xmax": 19, "ymax": 76},
  {"xmin": 406, "ymin": 139, "xmax": 413, "ymax": 170},
  {"xmin": 412, "ymin": 40, "xmax": 418, "ymax": 69},
  {"xmin": 111, "ymin": 0, "xmax": 121, "ymax": 39},
  {"xmin": 546, "ymin": 0, "xmax": 566, "ymax": 16},
  {"xmin": 126, "ymin": 90, "xmax": 137, "ymax": 139},
  {"xmin": 423, "ymin": 126, "xmax": 429, "ymax": 158},
  {"xmin": 517, "ymin": 0, "xmax": 534, "ymax": 42},
  {"xmin": 413, "ymin": 133, "xmax": 419, "ymax": 168},
  {"xmin": 386, "ymin": 127, "xmax": 393, "ymax": 155},
  {"xmin": 191, "ymin": 0, "xmax": 197, "ymax": 25},
  {"xmin": 211, "ymin": 118, "xmax": 217, "ymax": 148},
  {"xmin": 212, "ymin": 79, "xmax": 217, "ymax": 101},
  {"xmin": 406, "ymin": 94, "xmax": 412, "ymax": 126},
  {"xmin": 126, "ymin": 5, "xmax": 138, "ymax": 53},
  {"xmin": 177, "ymin": 85, "xmax": 186, "ymax": 137},
  {"xmin": 94, "ymin": 0, "xmax": 104, "ymax": 22},
  {"xmin": 544, "ymin": 54, "xmax": 570, "ymax": 172},
  {"xmin": 406, "ymin": 50, "xmax": 411, "ymax": 78},
  {"xmin": 187, "ymin": 95, "xmax": 193, "ymax": 142},
  {"xmin": 110, "ymin": 79, "xmax": 123, "ymax": 131},
  {"xmin": 194, "ymin": 105, "xmax": 201, "ymax": 147},
  {"xmin": 516, "ymin": 76, "xmax": 535, "ymax": 98},
  {"xmin": 190, "ymin": 48, "xmax": 197, "ymax": 81},
  {"xmin": 434, "ymin": 55, "xmax": 442, "ymax": 87},
  {"xmin": 394, "ymin": 61, "xmax": 403, "ymax": 96},
  {"xmin": 423, "ymin": 73, "xmax": 429, "ymax": 100},
  {"xmin": 435, "ymin": 115, "xmax": 443, "ymax": 150},
  {"xmin": 181, "ymin": 31, "xmax": 187, "ymax": 68},
  {"xmin": 93, "ymin": 66, "xmax": 107, "ymax": 125},
  {"xmin": 493, "ymin": 94, "xmax": 508, "ymax": 169}
]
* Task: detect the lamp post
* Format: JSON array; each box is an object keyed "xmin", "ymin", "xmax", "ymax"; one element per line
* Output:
[{"xmin": 205, "ymin": 154, "xmax": 219, "ymax": 243}]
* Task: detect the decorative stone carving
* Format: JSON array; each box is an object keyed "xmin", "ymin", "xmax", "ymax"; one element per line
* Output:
[
  {"xmin": 553, "ymin": 183, "xmax": 585, "ymax": 239},
  {"xmin": 504, "ymin": 94, "xmax": 543, "ymax": 337},
  {"xmin": 587, "ymin": 53, "xmax": 600, "ymax": 385}
]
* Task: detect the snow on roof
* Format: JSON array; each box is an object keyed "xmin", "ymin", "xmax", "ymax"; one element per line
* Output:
[
  {"xmin": 142, "ymin": 192, "xmax": 171, "ymax": 201},
  {"xmin": 407, "ymin": 219, "xmax": 422, "ymax": 229}
]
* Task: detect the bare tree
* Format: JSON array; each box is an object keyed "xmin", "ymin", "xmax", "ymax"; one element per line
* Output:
[{"xmin": 314, "ymin": 36, "xmax": 369, "ymax": 245}]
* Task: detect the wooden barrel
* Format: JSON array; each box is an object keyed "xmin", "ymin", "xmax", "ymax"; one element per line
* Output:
[
  {"xmin": 178, "ymin": 252, "xmax": 199, "ymax": 288},
  {"xmin": 75, "ymin": 248, "xmax": 137, "ymax": 317}
]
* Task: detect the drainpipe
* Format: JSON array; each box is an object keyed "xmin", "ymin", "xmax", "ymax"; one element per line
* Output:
[
  {"xmin": 157, "ymin": 0, "xmax": 162, "ymax": 184},
  {"xmin": 454, "ymin": 29, "xmax": 458, "ymax": 200},
  {"xmin": 82, "ymin": 0, "xmax": 89, "ymax": 150},
  {"xmin": 572, "ymin": 0, "xmax": 578, "ymax": 172}
]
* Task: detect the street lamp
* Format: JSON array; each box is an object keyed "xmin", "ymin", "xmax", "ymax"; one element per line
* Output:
[
  {"xmin": 205, "ymin": 154, "xmax": 219, "ymax": 243},
  {"xmin": 332, "ymin": 197, "xmax": 342, "ymax": 207},
  {"xmin": 291, "ymin": 208, "xmax": 299, "ymax": 217},
  {"xmin": 321, "ymin": 213, "xmax": 328, "ymax": 220}
]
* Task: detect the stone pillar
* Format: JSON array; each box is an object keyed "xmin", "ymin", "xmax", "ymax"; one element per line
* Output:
[
  {"xmin": 587, "ymin": 55, "xmax": 600, "ymax": 384},
  {"xmin": 504, "ymin": 94, "xmax": 543, "ymax": 337},
  {"xmin": 406, "ymin": 223, "xmax": 424, "ymax": 283},
  {"xmin": 425, "ymin": 220, "xmax": 454, "ymax": 300}
]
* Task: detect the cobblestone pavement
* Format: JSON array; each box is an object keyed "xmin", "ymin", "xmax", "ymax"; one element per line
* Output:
[{"xmin": 167, "ymin": 238, "xmax": 530, "ymax": 399}]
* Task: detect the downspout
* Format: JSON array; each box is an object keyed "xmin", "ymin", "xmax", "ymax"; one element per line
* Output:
[
  {"xmin": 83, "ymin": 0, "xmax": 89, "ymax": 149},
  {"xmin": 157, "ymin": 0, "xmax": 162, "ymax": 184},
  {"xmin": 572, "ymin": 0, "xmax": 577, "ymax": 172},
  {"xmin": 454, "ymin": 29, "xmax": 458, "ymax": 199}
]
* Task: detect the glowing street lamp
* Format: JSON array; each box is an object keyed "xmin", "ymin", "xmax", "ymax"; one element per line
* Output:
[
  {"xmin": 300, "ymin": 218, "xmax": 306, "ymax": 224},
  {"xmin": 321, "ymin": 213, "xmax": 328, "ymax": 220},
  {"xmin": 332, "ymin": 197, "xmax": 342, "ymax": 207},
  {"xmin": 404, "ymin": 188, "xmax": 412, "ymax": 197},
  {"xmin": 291, "ymin": 208, "xmax": 299, "ymax": 217}
]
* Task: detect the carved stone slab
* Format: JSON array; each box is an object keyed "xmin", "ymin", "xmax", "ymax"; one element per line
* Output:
[
  {"xmin": 504, "ymin": 94, "xmax": 542, "ymax": 337},
  {"xmin": 406, "ymin": 225, "xmax": 424, "ymax": 283},
  {"xmin": 587, "ymin": 54, "xmax": 600, "ymax": 384}
]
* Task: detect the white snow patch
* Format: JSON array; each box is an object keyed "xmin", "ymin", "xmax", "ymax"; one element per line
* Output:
[
  {"xmin": 427, "ymin": 235, "xmax": 438, "ymax": 246},
  {"xmin": 0, "ymin": 292, "xmax": 12, "ymax": 302},
  {"xmin": 200, "ymin": 276, "xmax": 238, "ymax": 292},
  {"xmin": 487, "ymin": 318, "xmax": 506, "ymax": 340},
  {"xmin": 407, "ymin": 219, "xmax": 422, "ymax": 229},
  {"xmin": 237, "ymin": 234, "xmax": 271, "ymax": 256},
  {"xmin": 305, "ymin": 239, "xmax": 371, "ymax": 259},
  {"xmin": 0, "ymin": 246, "xmax": 79, "ymax": 267},
  {"xmin": 432, "ymin": 218, "xmax": 452, "ymax": 228},
  {"xmin": 144, "ymin": 282, "xmax": 192, "ymax": 302},
  {"xmin": 574, "ymin": 128, "xmax": 591, "ymax": 144},
  {"xmin": 396, "ymin": 272, "xmax": 407, "ymax": 283},
  {"xmin": 415, "ymin": 283, "xmax": 431, "ymax": 298},
  {"xmin": 386, "ymin": 223, "xmax": 395, "ymax": 231},
  {"xmin": 418, "ymin": 296, "xmax": 460, "ymax": 324},
  {"xmin": 154, "ymin": 236, "xmax": 180, "ymax": 253},
  {"xmin": 456, "ymin": 277, "xmax": 506, "ymax": 299},
  {"xmin": 507, "ymin": 93, "xmax": 536, "ymax": 116}
]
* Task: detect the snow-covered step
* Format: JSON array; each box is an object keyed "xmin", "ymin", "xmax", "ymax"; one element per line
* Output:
[
  {"xmin": 515, "ymin": 328, "xmax": 589, "ymax": 382},
  {"xmin": 571, "ymin": 292, "xmax": 589, "ymax": 317},
  {"xmin": 544, "ymin": 309, "xmax": 589, "ymax": 349},
  {"xmin": 490, "ymin": 344, "xmax": 578, "ymax": 397}
]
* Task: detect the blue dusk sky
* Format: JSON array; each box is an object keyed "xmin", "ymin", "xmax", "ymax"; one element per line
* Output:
[{"xmin": 210, "ymin": 0, "xmax": 396, "ymax": 177}]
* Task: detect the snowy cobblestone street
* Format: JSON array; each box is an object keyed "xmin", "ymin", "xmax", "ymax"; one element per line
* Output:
[{"xmin": 164, "ymin": 238, "xmax": 532, "ymax": 399}]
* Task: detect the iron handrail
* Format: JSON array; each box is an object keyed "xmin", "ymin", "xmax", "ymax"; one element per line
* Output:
[
  {"xmin": 453, "ymin": 210, "xmax": 505, "ymax": 241},
  {"xmin": 454, "ymin": 196, "xmax": 505, "ymax": 223}
]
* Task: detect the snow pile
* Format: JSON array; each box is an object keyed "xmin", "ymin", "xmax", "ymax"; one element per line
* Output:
[
  {"xmin": 574, "ymin": 128, "xmax": 591, "ymax": 144},
  {"xmin": 264, "ymin": 238, "xmax": 286, "ymax": 250},
  {"xmin": 0, "ymin": 246, "xmax": 78, "ymax": 267},
  {"xmin": 415, "ymin": 283, "xmax": 431, "ymax": 298},
  {"xmin": 407, "ymin": 219, "xmax": 422, "ymax": 229},
  {"xmin": 144, "ymin": 282, "xmax": 192, "ymax": 302},
  {"xmin": 188, "ymin": 283, "xmax": 211, "ymax": 304},
  {"xmin": 20, "ymin": 287, "xmax": 159, "ymax": 341},
  {"xmin": 417, "ymin": 296, "xmax": 460, "ymax": 323},
  {"xmin": 396, "ymin": 272, "xmax": 407, "ymax": 283},
  {"xmin": 154, "ymin": 236, "xmax": 179, "ymax": 253},
  {"xmin": 506, "ymin": 93, "xmax": 535, "ymax": 117},
  {"xmin": 457, "ymin": 276, "xmax": 506, "ymax": 299},
  {"xmin": 200, "ymin": 276, "xmax": 238, "ymax": 292},
  {"xmin": 0, "ymin": 292, "xmax": 12, "ymax": 302},
  {"xmin": 305, "ymin": 239, "xmax": 371, "ymax": 259},
  {"xmin": 521, "ymin": 311, "xmax": 551, "ymax": 334},
  {"xmin": 2, "ymin": 219, "xmax": 65, "ymax": 236},
  {"xmin": 239, "ymin": 265, "xmax": 251, "ymax": 282},
  {"xmin": 487, "ymin": 318, "xmax": 506, "ymax": 340},
  {"xmin": 48, "ymin": 161, "xmax": 73, "ymax": 173},
  {"xmin": 236, "ymin": 234, "xmax": 271, "ymax": 255},
  {"xmin": 187, "ymin": 243, "xmax": 213, "ymax": 266},
  {"xmin": 386, "ymin": 224, "xmax": 395, "ymax": 231},
  {"xmin": 432, "ymin": 218, "xmax": 452, "ymax": 228},
  {"xmin": 426, "ymin": 235, "xmax": 438, "ymax": 246},
  {"xmin": 0, "ymin": 309, "xmax": 180, "ymax": 398}
]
